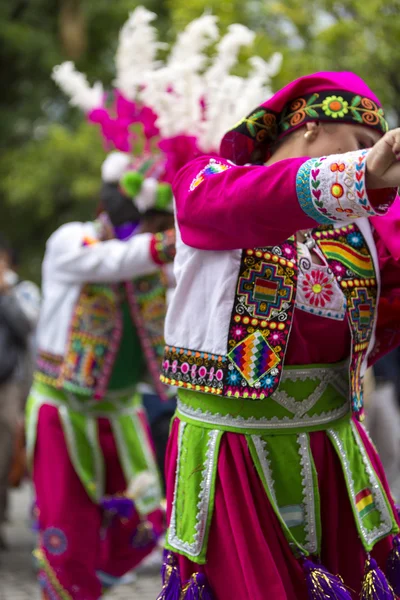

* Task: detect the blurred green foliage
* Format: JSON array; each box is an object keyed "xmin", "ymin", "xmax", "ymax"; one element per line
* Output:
[{"xmin": 2, "ymin": 0, "xmax": 400, "ymax": 281}]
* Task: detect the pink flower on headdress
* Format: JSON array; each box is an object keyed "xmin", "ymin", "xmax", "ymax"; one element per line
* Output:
[
  {"xmin": 88, "ymin": 108, "xmax": 131, "ymax": 152},
  {"xmin": 159, "ymin": 135, "xmax": 210, "ymax": 184}
]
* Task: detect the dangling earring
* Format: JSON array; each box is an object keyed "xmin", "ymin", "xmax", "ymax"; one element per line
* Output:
[{"xmin": 304, "ymin": 131, "xmax": 313, "ymax": 140}]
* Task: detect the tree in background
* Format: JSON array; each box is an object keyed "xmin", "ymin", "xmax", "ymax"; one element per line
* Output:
[{"xmin": 2, "ymin": 0, "xmax": 400, "ymax": 281}]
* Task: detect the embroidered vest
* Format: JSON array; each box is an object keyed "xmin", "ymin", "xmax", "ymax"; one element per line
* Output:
[
  {"xmin": 161, "ymin": 223, "xmax": 377, "ymax": 419},
  {"xmin": 37, "ymin": 274, "xmax": 169, "ymax": 401}
]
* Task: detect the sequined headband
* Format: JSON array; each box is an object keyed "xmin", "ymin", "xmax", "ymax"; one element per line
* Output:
[{"xmin": 235, "ymin": 90, "xmax": 388, "ymax": 163}]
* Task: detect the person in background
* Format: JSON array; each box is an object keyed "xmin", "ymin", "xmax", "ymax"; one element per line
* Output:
[
  {"xmin": 26, "ymin": 152, "xmax": 175, "ymax": 600},
  {"xmin": 0, "ymin": 235, "xmax": 40, "ymax": 550}
]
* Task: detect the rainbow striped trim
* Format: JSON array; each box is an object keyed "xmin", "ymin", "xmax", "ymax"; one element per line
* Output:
[
  {"xmin": 189, "ymin": 159, "xmax": 231, "ymax": 191},
  {"xmin": 356, "ymin": 488, "xmax": 376, "ymax": 518},
  {"xmin": 318, "ymin": 240, "xmax": 375, "ymax": 278}
]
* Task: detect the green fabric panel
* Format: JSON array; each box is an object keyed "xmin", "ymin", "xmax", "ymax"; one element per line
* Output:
[
  {"xmin": 247, "ymin": 434, "xmax": 321, "ymax": 557},
  {"xmin": 328, "ymin": 421, "xmax": 398, "ymax": 551},
  {"xmin": 114, "ymin": 413, "xmax": 150, "ymax": 474},
  {"xmin": 165, "ymin": 424, "xmax": 222, "ymax": 564},
  {"xmin": 108, "ymin": 301, "xmax": 145, "ymax": 390},
  {"xmin": 112, "ymin": 413, "xmax": 161, "ymax": 515},
  {"xmin": 58, "ymin": 407, "xmax": 101, "ymax": 502},
  {"xmin": 265, "ymin": 435, "xmax": 310, "ymax": 549},
  {"xmin": 176, "ymin": 424, "xmax": 205, "ymax": 545}
]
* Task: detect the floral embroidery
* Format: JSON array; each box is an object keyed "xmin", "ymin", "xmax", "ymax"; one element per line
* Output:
[
  {"xmin": 346, "ymin": 231, "xmax": 364, "ymax": 248},
  {"xmin": 42, "ymin": 528, "xmax": 68, "ymax": 556},
  {"xmin": 223, "ymin": 90, "xmax": 388, "ymax": 166},
  {"xmin": 296, "ymin": 244, "xmax": 346, "ymax": 321},
  {"xmin": 302, "ymin": 269, "xmax": 334, "ymax": 307},
  {"xmin": 321, "ymin": 96, "xmax": 349, "ymax": 118},
  {"xmin": 229, "ymin": 324, "xmax": 247, "ymax": 341},
  {"xmin": 189, "ymin": 159, "xmax": 231, "ymax": 191},
  {"xmin": 260, "ymin": 373, "xmax": 278, "ymax": 389},
  {"xmin": 296, "ymin": 150, "xmax": 378, "ymax": 225}
]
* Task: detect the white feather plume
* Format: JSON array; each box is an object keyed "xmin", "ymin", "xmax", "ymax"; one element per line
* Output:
[
  {"xmin": 101, "ymin": 152, "xmax": 131, "ymax": 183},
  {"xmin": 114, "ymin": 6, "xmax": 164, "ymax": 101},
  {"xmin": 139, "ymin": 14, "xmax": 220, "ymax": 139},
  {"xmin": 167, "ymin": 14, "xmax": 219, "ymax": 71},
  {"xmin": 52, "ymin": 61, "xmax": 103, "ymax": 113},
  {"xmin": 205, "ymin": 24, "xmax": 255, "ymax": 82}
]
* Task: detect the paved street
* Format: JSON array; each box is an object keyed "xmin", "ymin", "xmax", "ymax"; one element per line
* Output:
[{"xmin": 0, "ymin": 484, "xmax": 161, "ymax": 600}]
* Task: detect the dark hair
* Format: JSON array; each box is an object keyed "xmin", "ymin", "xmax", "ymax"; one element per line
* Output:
[{"xmin": 100, "ymin": 183, "xmax": 141, "ymax": 227}]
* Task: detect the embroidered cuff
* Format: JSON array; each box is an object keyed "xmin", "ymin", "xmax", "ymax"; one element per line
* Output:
[
  {"xmin": 296, "ymin": 150, "xmax": 388, "ymax": 224},
  {"xmin": 150, "ymin": 229, "xmax": 176, "ymax": 265}
]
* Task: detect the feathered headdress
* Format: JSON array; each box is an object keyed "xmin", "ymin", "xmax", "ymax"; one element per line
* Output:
[{"xmin": 52, "ymin": 7, "xmax": 282, "ymax": 208}]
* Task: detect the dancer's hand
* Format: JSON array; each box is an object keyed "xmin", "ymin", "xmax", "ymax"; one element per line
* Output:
[{"xmin": 366, "ymin": 128, "xmax": 400, "ymax": 188}]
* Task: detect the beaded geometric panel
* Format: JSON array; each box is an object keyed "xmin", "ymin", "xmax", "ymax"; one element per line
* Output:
[{"xmin": 227, "ymin": 330, "xmax": 280, "ymax": 385}]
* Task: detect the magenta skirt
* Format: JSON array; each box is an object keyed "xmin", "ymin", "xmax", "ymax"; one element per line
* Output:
[{"xmin": 165, "ymin": 416, "xmax": 399, "ymax": 600}]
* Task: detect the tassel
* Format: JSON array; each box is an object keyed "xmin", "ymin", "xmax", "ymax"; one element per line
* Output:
[
  {"xmin": 182, "ymin": 572, "xmax": 214, "ymax": 599},
  {"xmin": 387, "ymin": 536, "xmax": 400, "ymax": 596},
  {"xmin": 361, "ymin": 557, "xmax": 395, "ymax": 599},
  {"xmin": 303, "ymin": 558, "xmax": 352, "ymax": 599},
  {"xmin": 157, "ymin": 551, "xmax": 181, "ymax": 600},
  {"xmin": 100, "ymin": 496, "xmax": 134, "ymax": 520}
]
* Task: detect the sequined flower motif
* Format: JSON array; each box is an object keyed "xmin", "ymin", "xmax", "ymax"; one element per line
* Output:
[
  {"xmin": 330, "ymin": 261, "xmax": 346, "ymax": 277},
  {"xmin": 227, "ymin": 368, "xmax": 241, "ymax": 385},
  {"xmin": 346, "ymin": 231, "xmax": 363, "ymax": 248},
  {"xmin": 321, "ymin": 96, "xmax": 349, "ymax": 118},
  {"xmin": 230, "ymin": 324, "xmax": 247, "ymax": 341},
  {"xmin": 281, "ymin": 242, "xmax": 295, "ymax": 259},
  {"xmin": 268, "ymin": 330, "xmax": 285, "ymax": 346},
  {"xmin": 303, "ymin": 270, "xmax": 334, "ymax": 307},
  {"xmin": 43, "ymin": 528, "xmax": 68, "ymax": 556},
  {"xmin": 260, "ymin": 373, "xmax": 278, "ymax": 389}
]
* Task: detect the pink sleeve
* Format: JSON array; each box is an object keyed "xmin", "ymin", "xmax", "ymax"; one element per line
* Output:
[
  {"xmin": 174, "ymin": 151, "xmax": 396, "ymax": 251},
  {"xmin": 369, "ymin": 231, "xmax": 400, "ymax": 366},
  {"xmin": 173, "ymin": 156, "xmax": 315, "ymax": 250}
]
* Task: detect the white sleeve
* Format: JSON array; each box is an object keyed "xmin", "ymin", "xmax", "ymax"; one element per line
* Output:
[
  {"xmin": 13, "ymin": 281, "xmax": 41, "ymax": 326},
  {"xmin": 45, "ymin": 222, "xmax": 158, "ymax": 284}
]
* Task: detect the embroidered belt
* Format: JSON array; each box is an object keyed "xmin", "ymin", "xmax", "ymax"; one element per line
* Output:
[{"xmin": 176, "ymin": 362, "xmax": 351, "ymax": 434}]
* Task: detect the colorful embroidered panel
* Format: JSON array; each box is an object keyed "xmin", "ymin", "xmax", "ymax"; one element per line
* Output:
[
  {"xmin": 312, "ymin": 224, "xmax": 378, "ymax": 418},
  {"xmin": 161, "ymin": 242, "xmax": 298, "ymax": 400},
  {"xmin": 150, "ymin": 229, "xmax": 176, "ymax": 265},
  {"xmin": 59, "ymin": 284, "xmax": 123, "ymax": 397},
  {"xmin": 128, "ymin": 273, "xmax": 169, "ymax": 401},
  {"xmin": 296, "ymin": 150, "xmax": 378, "ymax": 225},
  {"xmin": 296, "ymin": 243, "xmax": 346, "ymax": 320}
]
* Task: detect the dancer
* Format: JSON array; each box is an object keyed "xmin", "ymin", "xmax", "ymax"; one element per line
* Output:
[
  {"xmin": 27, "ymin": 150, "xmax": 175, "ymax": 599},
  {"xmin": 159, "ymin": 72, "xmax": 400, "ymax": 599}
]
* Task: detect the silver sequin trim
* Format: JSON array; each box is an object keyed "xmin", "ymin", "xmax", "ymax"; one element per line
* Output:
[
  {"xmin": 298, "ymin": 433, "xmax": 318, "ymax": 554},
  {"xmin": 168, "ymin": 424, "xmax": 220, "ymax": 558},
  {"xmin": 251, "ymin": 435, "xmax": 277, "ymax": 505},
  {"xmin": 177, "ymin": 399, "xmax": 350, "ymax": 431},
  {"xmin": 327, "ymin": 422, "xmax": 393, "ymax": 547}
]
